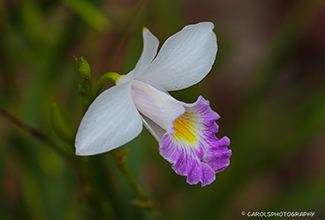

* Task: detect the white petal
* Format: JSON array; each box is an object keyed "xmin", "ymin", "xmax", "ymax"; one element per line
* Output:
[
  {"xmin": 133, "ymin": 27, "xmax": 159, "ymax": 76},
  {"xmin": 75, "ymin": 82, "xmax": 143, "ymax": 156},
  {"xmin": 131, "ymin": 80, "xmax": 185, "ymax": 132},
  {"xmin": 136, "ymin": 22, "xmax": 217, "ymax": 91}
]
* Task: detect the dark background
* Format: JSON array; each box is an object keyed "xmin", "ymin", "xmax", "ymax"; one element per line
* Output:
[{"xmin": 1, "ymin": 0, "xmax": 325, "ymax": 219}]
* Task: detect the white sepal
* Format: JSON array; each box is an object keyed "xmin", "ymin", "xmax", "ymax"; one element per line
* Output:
[{"xmin": 75, "ymin": 82, "xmax": 143, "ymax": 156}]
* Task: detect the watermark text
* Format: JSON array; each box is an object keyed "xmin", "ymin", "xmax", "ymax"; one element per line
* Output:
[{"xmin": 241, "ymin": 211, "xmax": 315, "ymax": 218}]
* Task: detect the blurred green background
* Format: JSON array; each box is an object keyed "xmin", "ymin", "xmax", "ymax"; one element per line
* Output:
[{"xmin": 1, "ymin": 0, "xmax": 325, "ymax": 219}]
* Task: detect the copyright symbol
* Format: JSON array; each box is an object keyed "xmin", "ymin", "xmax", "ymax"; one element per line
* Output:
[{"xmin": 241, "ymin": 211, "xmax": 245, "ymax": 216}]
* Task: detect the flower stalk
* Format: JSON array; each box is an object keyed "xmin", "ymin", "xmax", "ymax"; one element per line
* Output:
[{"xmin": 93, "ymin": 72, "xmax": 121, "ymax": 97}]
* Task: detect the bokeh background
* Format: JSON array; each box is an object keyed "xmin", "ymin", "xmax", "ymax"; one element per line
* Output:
[{"xmin": 1, "ymin": 0, "xmax": 325, "ymax": 219}]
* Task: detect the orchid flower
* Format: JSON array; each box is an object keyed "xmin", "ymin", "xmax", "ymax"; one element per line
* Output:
[{"xmin": 75, "ymin": 22, "xmax": 232, "ymax": 187}]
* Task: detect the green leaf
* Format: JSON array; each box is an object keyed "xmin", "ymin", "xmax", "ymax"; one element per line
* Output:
[{"xmin": 62, "ymin": 0, "xmax": 111, "ymax": 32}]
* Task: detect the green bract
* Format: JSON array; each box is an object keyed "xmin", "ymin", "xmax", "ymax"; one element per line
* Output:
[{"xmin": 51, "ymin": 102, "xmax": 75, "ymax": 144}]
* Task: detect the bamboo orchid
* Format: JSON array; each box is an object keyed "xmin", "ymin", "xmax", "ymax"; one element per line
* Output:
[{"xmin": 75, "ymin": 22, "xmax": 232, "ymax": 187}]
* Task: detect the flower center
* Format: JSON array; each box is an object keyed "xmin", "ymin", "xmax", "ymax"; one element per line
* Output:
[
  {"xmin": 131, "ymin": 80, "xmax": 185, "ymax": 132},
  {"xmin": 172, "ymin": 112, "xmax": 198, "ymax": 144}
]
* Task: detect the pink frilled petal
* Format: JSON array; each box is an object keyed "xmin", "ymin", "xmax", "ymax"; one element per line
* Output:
[{"xmin": 159, "ymin": 96, "xmax": 231, "ymax": 187}]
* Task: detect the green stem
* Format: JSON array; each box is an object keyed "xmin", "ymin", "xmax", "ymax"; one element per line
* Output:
[
  {"xmin": 110, "ymin": 151, "xmax": 163, "ymax": 219},
  {"xmin": 0, "ymin": 108, "xmax": 87, "ymax": 186}
]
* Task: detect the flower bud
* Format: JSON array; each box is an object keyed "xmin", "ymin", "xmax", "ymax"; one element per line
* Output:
[
  {"xmin": 75, "ymin": 56, "xmax": 91, "ymax": 79},
  {"xmin": 74, "ymin": 56, "xmax": 94, "ymax": 106}
]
